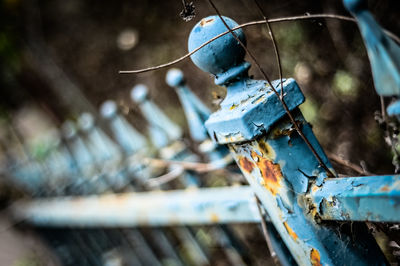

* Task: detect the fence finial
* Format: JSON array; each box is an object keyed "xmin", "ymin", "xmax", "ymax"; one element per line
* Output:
[
  {"xmin": 343, "ymin": 0, "xmax": 400, "ymax": 98},
  {"xmin": 188, "ymin": 15, "xmax": 247, "ymax": 81}
]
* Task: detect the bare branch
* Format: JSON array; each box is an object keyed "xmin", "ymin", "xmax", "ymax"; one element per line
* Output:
[{"xmin": 119, "ymin": 14, "xmax": 399, "ymax": 74}]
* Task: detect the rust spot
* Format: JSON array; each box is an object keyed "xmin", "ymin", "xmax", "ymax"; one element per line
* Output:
[
  {"xmin": 229, "ymin": 104, "xmax": 238, "ymax": 110},
  {"xmin": 210, "ymin": 213, "xmax": 219, "ymax": 222},
  {"xmin": 312, "ymin": 185, "xmax": 319, "ymax": 193},
  {"xmin": 200, "ymin": 18, "xmax": 214, "ymax": 26},
  {"xmin": 310, "ymin": 248, "xmax": 322, "ymax": 266},
  {"xmin": 252, "ymin": 95, "xmax": 266, "ymax": 105},
  {"xmin": 380, "ymin": 185, "xmax": 390, "ymax": 191},
  {"xmin": 283, "ymin": 222, "xmax": 298, "ymax": 241},
  {"xmin": 252, "ymin": 152, "xmax": 283, "ymax": 195},
  {"xmin": 239, "ymin": 157, "xmax": 255, "ymax": 173},
  {"xmin": 258, "ymin": 140, "xmax": 275, "ymax": 159}
]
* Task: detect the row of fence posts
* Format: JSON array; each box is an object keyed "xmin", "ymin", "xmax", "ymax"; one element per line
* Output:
[
  {"xmin": 1, "ymin": 69, "xmax": 283, "ymax": 265},
  {"xmin": 1, "ymin": 0, "xmax": 400, "ymax": 264}
]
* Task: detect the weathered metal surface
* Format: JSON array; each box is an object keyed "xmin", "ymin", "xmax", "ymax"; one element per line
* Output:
[
  {"xmin": 188, "ymin": 15, "xmax": 387, "ymax": 265},
  {"xmin": 12, "ymin": 186, "xmax": 260, "ymax": 226},
  {"xmin": 311, "ymin": 175, "xmax": 400, "ymax": 222}
]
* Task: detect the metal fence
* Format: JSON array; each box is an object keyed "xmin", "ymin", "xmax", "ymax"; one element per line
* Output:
[{"xmin": 1, "ymin": 0, "xmax": 400, "ymax": 265}]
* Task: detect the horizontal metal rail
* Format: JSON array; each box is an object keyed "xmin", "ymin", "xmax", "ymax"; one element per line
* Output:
[
  {"xmin": 12, "ymin": 186, "xmax": 262, "ymax": 227},
  {"xmin": 311, "ymin": 175, "xmax": 400, "ymax": 222}
]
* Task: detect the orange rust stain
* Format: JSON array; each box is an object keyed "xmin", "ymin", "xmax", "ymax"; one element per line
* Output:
[
  {"xmin": 312, "ymin": 185, "xmax": 319, "ymax": 193},
  {"xmin": 253, "ymin": 95, "xmax": 266, "ymax": 105},
  {"xmin": 200, "ymin": 18, "xmax": 214, "ymax": 26},
  {"xmin": 253, "ymin": 152, "xmax": 283, "ymax": 195},
  {"xmin": 380, "ymin": 185, "xmax": 390, "ymax": 191},
  {"xmin": 210, "ymin": 213, "xmax": 219, "ymax": 223},
  {"xmin": 283, "ymin": 222, "xmax": 298, "ymax": 241},
  {"xmin": 239, "ymin": 157, "xmax": 255, "ymax": 173},
  {"xmin": 229, "ymin": 104, "xmax": 238, "ymax": 110},
  {"xmin": 310, "ymin": 249, "xmax": 322, "ymax": 266},
  {"xmin": 258, "ymin": 140, "xmax": 275, "ymax": 159}
]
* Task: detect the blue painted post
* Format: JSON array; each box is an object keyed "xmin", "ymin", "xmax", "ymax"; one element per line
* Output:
[
  {"xmin": 100, "ymin": 100, "xmax": 153, "ymax": 185},
  {"xmin": 131, "ymin": 84, "xmax": 199, "ymax": 187},
  {"xmin": 188, "ymin": 15, "xmax": 386, "ymax": 265},
  {"xmin": 131, "ymin": 84, "xmax": 212, "ymax": 265},
  {"xmin": 343, "ymin": 0, "xmax": 400, "ymax": 123},
  {"xmin": 100, "ymin": 100, "xmax": 147, "ymax": 155},
  {"xmin": 43, "ymin": 134, "xmax": 79, "ymax": 196},
  {"xmin": 343, "ymin": 0, "xmax": 400, "ymax": 98},
  {"xmin": 166, "ymin": 68, "xmax": 255, "ymax": 266},
  {"xmin": 166, "ymin": 68, "xmax": 232, "ymax": 166},
  {"xmin": 77, "ymin": 112, "xmax": 122, "ymax": 164},
  {"xmin": 77, "ymin": 112, "xmax": 132, "ymax": 191},
  {"xmin": 166, "ymin": 68, "xmax": 296, "ymax": 265},
  {"xmin": 61, "ymin": 120, "xmax": 108, "ymax": 194},
  {"xmin": 131, "ymin": 84, "xmax": 182, "ymax": 144}
]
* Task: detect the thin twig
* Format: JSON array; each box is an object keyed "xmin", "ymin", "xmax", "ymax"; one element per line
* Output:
[
  {"xmin": 380, "ymin": 96, "xmax": 386, "ymax": 122},
  {"xmin": 325, "ymin": 151, "xmax": 374, "ymax": 175},
  {"xmin": 208, "ymin": 0, "xmax": 335, "ymax": 177},
  {"xmin": 255, "ymin": 196, "xmax": 279, "ymax": 265},
  {"xmin": 253, "ymin": 0, "xmax": 284, "ymax": 99},
  {"xmin": 119, "ymin": 14, "xmax": 399, "ymax": 74},
  {"xmin": 146, "ymin": 165, "xmax": 184, "ymax": 188}
]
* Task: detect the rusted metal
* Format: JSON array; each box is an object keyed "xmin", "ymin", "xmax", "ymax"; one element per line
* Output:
[{"xmin": 188, "ymin": 15, "xmax": 387, "ymax": 265}]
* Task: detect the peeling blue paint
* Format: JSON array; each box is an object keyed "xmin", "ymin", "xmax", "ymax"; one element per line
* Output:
[
  {"xmin": 189, "ymin": 14, "xmax": 387, "ymax": 265},
  {"xmin": 311, "ymin": 175, "xmax": 400, "ymax": 222}
]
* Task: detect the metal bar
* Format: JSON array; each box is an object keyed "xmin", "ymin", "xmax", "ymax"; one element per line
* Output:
[
  {"xmin": 187, "ymin": 15, "xmax": 387, "ymax": 265},
  {"xmin": 311, "ymin": 175, "xmax": 400, "ymax": 222},
  {"xmin": 12, "ymin": 186, "xmax": 260, "ymax": 227}
]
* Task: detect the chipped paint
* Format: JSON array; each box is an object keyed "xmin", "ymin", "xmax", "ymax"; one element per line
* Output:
[
  {"xmin": 200, "ymin": 18, "xmax": 214, "ymax": 27},
  {"xmin": 257, "ymin": 139, "xmax": 276, "ymax": 160},
  {"xmin": 257, "ymin": 157, "xmax": 283, "ymax": 196},
  {"xmin": 310, "ymin": 249, "xmax": 322, "ymax": 266},
  {"xmin": 283, "ymin": 222, "xmax": 298, "ymax": 241},
  {"xmin": 190, "ymin": 14, "xmax": 388, "ymax": 265},
  {"xmin": 311, "ymin": 175, "xmax": 400, "ymax": 222}
]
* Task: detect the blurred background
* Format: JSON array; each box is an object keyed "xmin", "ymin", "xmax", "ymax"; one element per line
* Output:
[{"xmin": 1, "ymin": 0, "xmax": 400, "ymax": 265}]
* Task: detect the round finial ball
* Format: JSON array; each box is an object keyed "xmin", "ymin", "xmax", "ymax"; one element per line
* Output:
[
  {"xmin": 131, "ymin": 84, "xmax": 149, "ymax": 103},
  {"xmin": 61, "ymin": 120, "xmax": 77, "ymax": 139},
  {"xmin": 78, "ymin": 112, "xmax": 94, "ymax": 131},
  {"xmin": 188, "ymin": 16, "xmax": 246, "ymax": 75},
  {"xmin": 100, "ymin": 100, "xmax": 118, "ymax": 119},
  {"xmin": 166, "ymin": 68, "xmax": 185, "ymax": 87}
]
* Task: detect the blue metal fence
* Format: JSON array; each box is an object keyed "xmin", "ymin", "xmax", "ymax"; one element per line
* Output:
[{"xmin": 2, "ymin": 0, "xmax": 400, "ymax": 265}]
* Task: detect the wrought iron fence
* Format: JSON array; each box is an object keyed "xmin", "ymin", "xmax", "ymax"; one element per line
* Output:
[{"xmin": 1, "ymin": 0, "xmax": 400, "ymax": 265}]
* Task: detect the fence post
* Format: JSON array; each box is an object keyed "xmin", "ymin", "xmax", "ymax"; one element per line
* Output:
[
  {"xmin": 188, "ymin": 15, "xmax": 386, "ymax": 265},
  {"xmin": 166, "ymin": 68, "xmax": 232, "ymax": 166}
]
